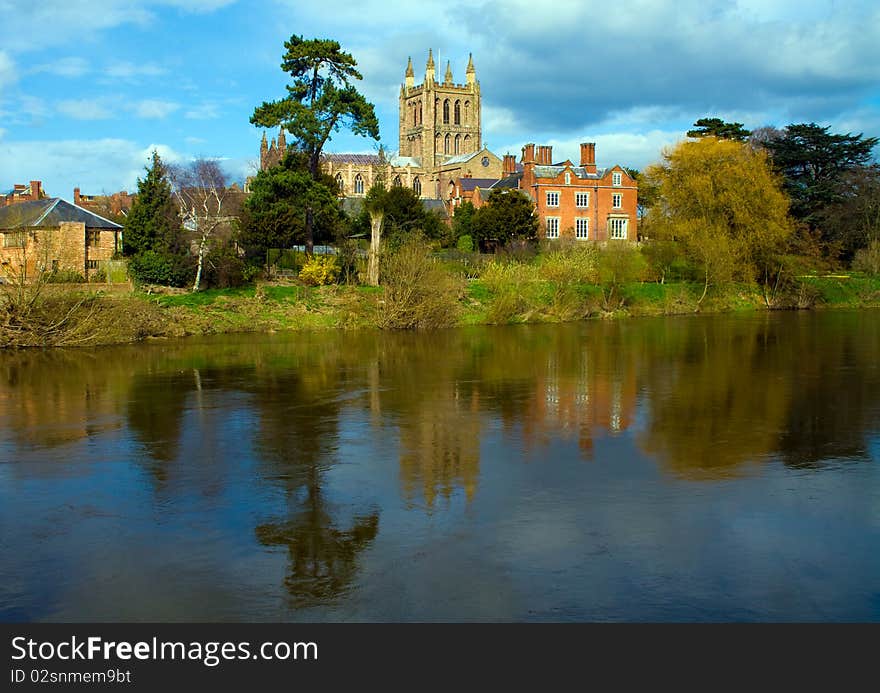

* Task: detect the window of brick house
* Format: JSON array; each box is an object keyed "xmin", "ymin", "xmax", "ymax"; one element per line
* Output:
[
  {"xmin": 545, "ymin": 217, "xmax": 560, "ymax": 239},
  {"xmin": 612, "ymin": 193, "xmax": 623, "ymax": 209},
  {"xmin": 575, "ymin": 192, "xmax": 589, "ymax": 208},
  {"xmin": 546, "ymin": 191, "xmax": 560, "ymax": 207},
  {"xmin": 612, "ymin": 171, "xmax": 622, "ymax": 186},
  {"xmin": 609, "ymin": 217, "xmax": 628, "ymax": 240},
  {"xmin": 2, "ymin": 231, "xmax": 26, "ymax": 248},
  {"xmin": 575, "ymin": 218, "xmax": 589, "ymax": 239},
  {"xmin": 87, "ymin": 230, "xmax": 100, "ymax": 247},
  {"xmin": 87, "ymin": 259, "xmax": 99, "ymax": 270}
]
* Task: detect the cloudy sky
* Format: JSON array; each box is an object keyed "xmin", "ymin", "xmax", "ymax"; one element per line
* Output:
[{"xmin": 1, "ymin": 0, "xmax": 878, "ymax": 197}]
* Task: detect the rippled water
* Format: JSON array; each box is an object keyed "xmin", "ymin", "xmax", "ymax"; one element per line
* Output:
[{"xmin": 1, "ymin": 311, "xmax": 879, "ymax": 621}]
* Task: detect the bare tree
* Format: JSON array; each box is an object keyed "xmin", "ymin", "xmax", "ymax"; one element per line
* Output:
[{"xmin": 168, "ymin": 159, "xmax": 232, "ymax": 291}]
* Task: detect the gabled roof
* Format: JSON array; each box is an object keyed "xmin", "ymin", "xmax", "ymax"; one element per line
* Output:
[
  {"xmin": 443, "ymin": 151, "xmax": 486, "ymax": 165},
  {"xmin": 0, "ymin": 198, "xmax": 123, "ymax": 230}
]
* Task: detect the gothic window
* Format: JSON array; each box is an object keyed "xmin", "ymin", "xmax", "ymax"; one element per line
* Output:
[
  {"xmin": 455, "ymin": 134, "xmax": 461, "ymax": 154},
  {"xmin": 448, "ymin": 181, "xmax": 456, "ymax": 199},
  {"xmin": 418, "ymin": 102, "xmax": 423, "ymax": 125},
  {"xmin": 413, "ymin": 177, "xmax": 421, "ymax": 196},
  {"xmin": 354, "ymin": 173, "xmax": 364, "ymax": 195},
  {"xmin": 444, "ymin": 134, "xmax": 451, "ymax": 154},
  {"xmin": 463, "ymin": 134, "xmax": 471, "ymax": 152},
  {"xmin": 393, "ymin": 175, "xmax": 402, "ymax": 187},
  {"xmin": 443, "ymin": 99, "xmax": 450, "ymax": 124},
  {"xmin": 335, "ymin": 173, "xmax": 344, "ymax": 195},
  {"xmin": 435, "ymin": 99, "xmax": 440, "ymax": 120},
  {"xmin": 464, "ymin": 100, "xmax": 470, "ymax": 123},
  {"xmin": 413, "ymin": 104, "xmax": 417, "ymax": 127},
  {"xmin": 454, "ymin": 100, "xmax": 461, "ymax": 125}
]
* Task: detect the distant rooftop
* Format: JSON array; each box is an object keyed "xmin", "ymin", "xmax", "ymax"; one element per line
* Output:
[{"xmin": 0, "ymin": 198, "xmax": 123, "ymax": 229}]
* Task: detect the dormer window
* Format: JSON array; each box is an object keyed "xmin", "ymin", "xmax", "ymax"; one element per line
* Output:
[
  {"xmin": 565, "ymin": 172, "xmax": 571, "ymax": 185},
  {"xmin": 612, "ymin": 171, "xmax": 622, "ymax": 187}
]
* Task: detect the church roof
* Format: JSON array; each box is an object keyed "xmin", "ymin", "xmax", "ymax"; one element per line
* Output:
[
  {"xmin": 443, "ymin": 151, "xmax": 486, "ymax": 165},
  {"xmin": 0, "ymin": 198, "xmax": 122, "ymax": 230},
  {"xmin": 490, "ymin": 174, "xmax": 523, "ymax": 189},
  {"xmin": 387, "ymin": 155, "xmax": 422, "ymax": 167},
  {"xmin": 323, "ymin": 153, "xmax": 383, "ymax": 166}
]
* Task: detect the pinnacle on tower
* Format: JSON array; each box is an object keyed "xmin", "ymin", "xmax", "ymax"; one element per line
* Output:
[
  {"xmin": 425, "ymin": 49, "xmax": 435, "ymax": 83},
  {"xmin": 277, "ymin": 128, "xmax": 286, "ymax": 150},
  {"xmin": 405, "ymin": 55, "xmax": 414, "ymax": 89},
  {"xmin": 466, "ymin": 53, "xmax": 476, "ymax": 85},
  {"xmin": 260, "ymin": 132, "xmax": 268, "ymax": 152},
  {"xmin": 405, "ymin": 56, "xmax": 414, "ymax": 77},
  {"xmin": 444, "ymin": 60, "xmax": 453, "ymax": 84}
]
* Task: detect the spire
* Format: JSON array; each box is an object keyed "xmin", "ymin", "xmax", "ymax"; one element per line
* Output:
[
  {"xmin": 425, "ymin": 49, "xmax": 435, "ymax": 83},
  {"xmin": 277, "ymin": 128, "xmax": 286, "ymax": 150},
  {"xmin": 260, "ymin": 132, "xmax": 268, "ymax": 152},
  {"xmin": 444, "ymin": 60, "xmax": 453, "ymax": 84},
  {"xmin": 405, "ymin": 55, "xmax": 414, "ymax": 89},
  {"xmin": 466, "ymin": 53, "xmax": 476, "ymax": 85}
]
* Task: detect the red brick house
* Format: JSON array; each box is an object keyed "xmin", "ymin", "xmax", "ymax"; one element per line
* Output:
[
  {"xmin": 0, "ymin": 198, "xmax": 122, "ymax": 280},
  {"xmin": 470, "ymin": 142, "xmax": 638, "ymax": 241},
  {"xmin": 2, "ymin": 180, "xmax": 45, "ymax": 206}
]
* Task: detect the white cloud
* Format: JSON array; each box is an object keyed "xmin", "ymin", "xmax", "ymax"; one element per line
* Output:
[
  {"xmin": 105, "ymin": 61, "xmax": 166, "ymax": 80},
  {"xmin": 0, "ymin": 50, "xmax": 15, "ymax": 88},
  {"xmin": 33, "ymin": 56, "xmax": 90, "ymax": 78},
  {"xmin": 184, "ymin": 102, "xmax": 220, "ymax": 120},
  {"xmin": 0, "ymin": 138, "xmax": 186, "ymax": 195},
  {"xmin": 131, "ymin": 99, "xmax": 180, "ymax": 119},
  {"xmin": 57, "ymin": 98, "xmax": 114, "ymax": 121}
]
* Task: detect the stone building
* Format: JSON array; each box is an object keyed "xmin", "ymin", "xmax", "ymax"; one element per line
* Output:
[{"xmin": 0, "ymin": 198, "xmax": 122, "ymax": 280}]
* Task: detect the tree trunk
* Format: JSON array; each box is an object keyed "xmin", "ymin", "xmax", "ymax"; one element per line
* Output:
[
  {"xmin": 305, "ymin": 206, "xmax": 315, "ymax": 257},
  {"xmin": 193, "ymin": 233, "xmax": 208, "ymax": 292},
  {"xmin": 368, "ymin": 211, "xmax": 383, "ymax": 286},
  {"xmin": 696, "ymin": 264, "xmax": 709, "ymax": 310}
]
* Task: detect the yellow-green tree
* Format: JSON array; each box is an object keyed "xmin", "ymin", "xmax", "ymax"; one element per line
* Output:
[{"xmin": 644, "ymin": 137, "xmax": 793, "ymax": 306}]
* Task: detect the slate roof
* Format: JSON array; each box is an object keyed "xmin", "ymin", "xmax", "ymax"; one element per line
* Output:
[
  {"xmin": 458, "ymin": 178, "xmax": 499, "ymax": 192},
  {"xmin": 532, "ymin": 165, "xmax": 609, "ymax": 180},
  {"xmin": 490, "ymin": 173, "xmax": 523, "ymax": 189},
  {"xmin": 0, "ymin": 198, "xmax": 123, "ymax": 230},
  {"xmin": 323, "ymin": 153, "xmax": 383, "ymax": 166},
  {"xmin": 387, "ymin": 155, "xmax": 422, "ymax": 167},
  {"xmin": 442, "ymin": 151, "xmax": 484, "ymax": 165}
]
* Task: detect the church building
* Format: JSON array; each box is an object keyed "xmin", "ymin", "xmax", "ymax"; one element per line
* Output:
[{"xmin": 259, "ymin": 51, "xmax": 503, "ymax": 205}]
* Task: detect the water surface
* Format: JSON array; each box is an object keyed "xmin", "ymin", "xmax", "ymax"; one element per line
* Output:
[{"xmin": 1, "ymin": 311, "xmax": 879, "ymax": 621}]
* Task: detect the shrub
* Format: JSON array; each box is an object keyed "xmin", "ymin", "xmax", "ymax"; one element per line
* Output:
[
  {"xmin": 128, "ymin": 250, "xmax": 193, "ymax": 287},
  {"xmin": 89, "ymin": 267, "xmax": 107, "ymax": 283},
  {"xmin": 299, "ymin": 255, "xmax": 339, "ymax": 286},
  {"xmin": 456, "ymin": 234, "xmax": 474, "ymax": 252},
  {"xmin": 204, "ymin": 245, "xmax": 251, "ymax": 288},
  {"xmin": 45, "ymin": 270, "xmax": 85, "ymax": 284},
  {"xmin": 377, "ymin": 235, "xmax": 462, "ymax": 329},
  {"xmin": 853, "ymin": 240, "xmax": 880, "ymax": 275}
]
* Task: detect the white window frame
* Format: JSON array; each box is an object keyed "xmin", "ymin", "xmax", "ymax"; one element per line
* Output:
[
  {"xmin": 612, "ymin": 171, "xmax": 622, "ymax": 187},
  {"xmin": 546, "ymin": 191, "xmax": 560, "ymax": 208},
  {"xmin": 575, "ymin": 191, "xmax": 589, "ymax": 208},
  {"xmin": 608, "ymin": 217, "xmax": 628, "ymax": 240},
  {"xmin": 612, "ymin": 192, "xmax": 623, "ymax": 209},
  {"xmin": 575, "ymin": 217, "xmax": 589, "ymax": 240},
  {"xmin": 545, "ymin": 217, "xmax": 560, "ymax": 239}
]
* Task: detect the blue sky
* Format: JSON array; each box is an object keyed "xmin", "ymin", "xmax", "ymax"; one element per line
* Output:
[{"xmin": 1, "ymin": 0, "xmax": 878, "ymax": 197}]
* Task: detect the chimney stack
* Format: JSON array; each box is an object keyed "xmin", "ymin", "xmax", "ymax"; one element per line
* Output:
[
  {"xmin": 30, "ymin": 181, "xmax": 42, "ymax": 200},
  {"xmin": 522, "ymin": 143, "xmax": 536, "ymax": 164},
  {"xmin": 74, "ymin": 187, "xmax": 81, "ymax": 205},
  {"xmin": 502, "ymin": 153, "xmax": 516, "ymax": 176},
  {"xmin": 535, "ymin": 145, "xmax": 553, "ymax": 165},
  {"xmin": 580, "ymin": 142, "xmax": 597, "ymax": 173}
]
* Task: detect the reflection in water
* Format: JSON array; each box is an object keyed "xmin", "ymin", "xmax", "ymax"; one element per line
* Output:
[{"xmin": 2, "ymin": 312, "xmax": 880, "ymax": 621}]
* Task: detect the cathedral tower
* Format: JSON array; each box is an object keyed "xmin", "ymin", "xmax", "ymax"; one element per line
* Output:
[{"xmin": 399, "ymin": 51, "xmax": 482, "ymax": 166}]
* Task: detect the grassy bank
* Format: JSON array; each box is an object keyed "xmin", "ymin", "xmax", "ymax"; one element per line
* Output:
[{"xmin": 3, "ymin": 273, "xmax": 880, "ymax": 348}]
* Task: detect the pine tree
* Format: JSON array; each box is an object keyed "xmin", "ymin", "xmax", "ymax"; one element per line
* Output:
[{"xmin": 123, "ymin": 151, "xmax": 180, "ymax": 256}]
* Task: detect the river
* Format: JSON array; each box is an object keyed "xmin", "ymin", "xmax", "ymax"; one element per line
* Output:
[{"xmin": 1, "ymin": 311, "xmax": 879, "ymax": 621}]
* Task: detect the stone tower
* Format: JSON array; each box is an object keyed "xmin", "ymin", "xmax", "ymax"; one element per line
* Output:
[{"xmin": 399, "ymin": 51, "xmax": 482, "ymax": 166}]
